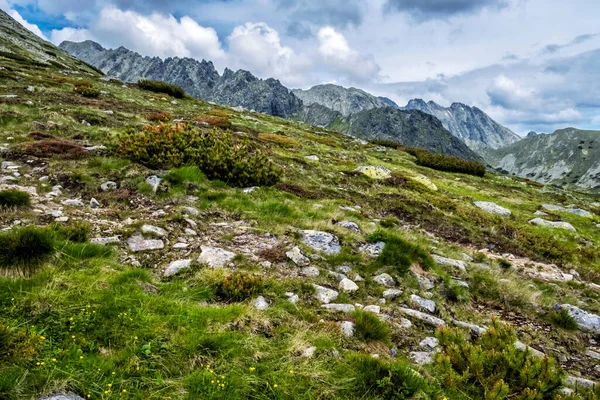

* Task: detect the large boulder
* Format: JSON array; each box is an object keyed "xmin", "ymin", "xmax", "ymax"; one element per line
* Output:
[
  {"xmin": 561, "ymin": 304, "xmax": 600, "ymax": 334},
  {"xmin": 197, "ymin": 246, "xmax": 236, "ymax": 268},
  {"xmin": 301, "ymin": 230, "xmax": 341, "ymax": 255},
  {"xmin": 529, "ymin": 218, "xmax": 576, "ymax": 232},
  {"xmin": 354, "ymin": 166, "xmax": 392, "ymax": 179},
  {"xmin": 474, "ymin": 201, "xmax": 511, "ymax": 216}
]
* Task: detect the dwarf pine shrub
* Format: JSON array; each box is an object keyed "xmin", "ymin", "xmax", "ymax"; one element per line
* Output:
[
  {"xmin": 435, "ymin": 319, "xmax": 564, "ymax": 399},
  {"xmin": 138, "ymin": 79, "xmax": 185, "ymax": 98},
  {"xmin": 216, "ymin": 273, "xmax": 263, "ymax": 302},
  {"xmin": 405, "ymin": 147, "xmax": 486, "ymax": 177},
  {"xmin": 0, "ymin": 227, "xmax": 54, "ymax": 276},
  {"xmin": 0, "ymin": 190, "xmax": 30, "ymax": 208},
  {"xmin": 117, "ymin": 123, "xmax": 282, "ymax": 187},
  {"xmin": 73, "ymin": 81, "xmax": 100, "ymax": 98}
]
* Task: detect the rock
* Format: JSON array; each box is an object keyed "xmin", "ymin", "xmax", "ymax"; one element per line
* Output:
[
  {"xmin": 253, "ymin": 296, "xmax": 269, "ymax": 310},
  {"xmin": 305, "ymin": 155, "xmax": 319, "ymax": 161},
  {"xmin": 103, "ymin": 110, "xmax": 114, "ymax": 114},
  {"xmin": 415, "ymin": 274, "xmax": 435, "ymax": 290},
  {"xmin": 39, "ymin": 394, "xmax": 85, "ymax": 400},
  {"xmin": 354, "ymin": 165, "xmax": 392, "ymax": 179},
  {"xmin": 339, "ymin": 278, "xmax": 359, "ymax": 292},
  {"xmin": 100, "ymin": 181, "xmax": 117, "ymax": 191},
  {"xmin": 182, "ymin": 206, "xmax": 199, "ymax": 216},
  {"xmin": 26, "ymin": 85, "xmax": 35, "ymax": 92},
  {"xmin": 322, "ymin": 303, "xmax": 355, "ymax": 313},
  {"xmin": 412, "ymin": 174, "xmax": 438, "ymax": 191},
  {"xmin": 242, "ymin": 186, "xmax": 259, "ymax": 193},
  {"xmin": 565, "ymin": 375, "xmax": 597, "ymax": 390},
  {"xmin": 164, "ymin": 259, "xmax": 192, "ymax": 277},
  {"xmin": 301, "ymin": 230, "xmax": 341, "ymax": 255},
  {"xmin": 398, "ymin": 307, "xmax": 445, "ymax": 327},
  {"xmin": 197, "ymin": 246, "xmax": 236, "ymax": 268},
  {"xmin": 410, "ymin": 294, "xmax": 436, "ymax": 313},
  {"xmin": 419, "ymin": 337, "xmax": 439, "ymax": 350},
  {"xmin": 529, "ymin": 218, "xmax": 576, "ymax": 232},
  {"xmin": 337, "ymin": 265, "xmax": 352, "ymax": 274},
  {"xmin": 474, "ymin": 201, "xmax": 512, "ymax": 216},
  {"xmin": 561, "ymin": 304, "xmax": 600, "ymax": 334},
  {"xmin": 184, "ymin": 228, "xmax": 197, "ymax": 236},
  {"xmin": 542, "ymin": 204, "xmax": 593, "ymax": 218},
  {"xmin": 534, "ymin": 210, "xmax": 548, "ymax": 216},
  {"xmin": 90, "ymin": 236, "xmax": 120, "ymax": 246},
  {"xmin": 286, "ymin": 246, "xmax": 310, "ymax": 266},
  {"xmin": 586, "ymin": 349, "xmax": 600, "ymax": 360},
  {"xmin": 302, "ymin": 346, "xmax": 317, "ymax": 358},
  {"xmin": 432, "ymin": 254, "xmax": 467, "ymax": 272},
  {"xmin": 514, "ymin": 341, "xmax": 545, "ymax": 358},
  {"xmin": 313, "ymin": 284, "xmax": 339, "ymax": 304},
  {"xmin": 337, "ymin": 221, "xmax": 360, "ymax": 233},
  {"xmin": 141, "ymin": 224, "xmax": 167, "ymax": 237},
  {"xmin": 173, "ymin": 243, "xmax": 188, "ymax": 249},
  {"xmin": 396, "ymin": 318, "xmax": 412, "ymax": 329},
  {"xmin": 90, "ymin": 198, "xmax": 100, "ymax": 208},
  {"xmin": 353, "ymin": 274, "xmax": 364, "ymax": 282},
  {"xmin": 340, "ymin": 321, "xmax": 354, "ymax": 337},
  {"xmin": 373, "ymin": 273, "xmax": 395, "ymax": 287},
  {"xmin": 146, "ymin": 175, "xmax": 162, "ymax": 193},
  {"xmin": 410, "ymin": 351, "xmax": 433, "ymax": 365},
  {"xmin": 61, "ymin": 199, "xmax": 84, "ymax": 207},
  {"xmin": 360, "ymin": 242, "xmax": 385, "ymax": 257},
  {"xmin": 300, "ymin": 266, "xmax": 320, "ymax": 277},
  {"xmin": 287, "ymin": 293, "xmax": 299, "ymax": 304},
  {"xmin": 127, "ymin": 234, "xmax": 164, "ymax": 252},
  {"xmin": 363, "ymin": 305, "xmax": 380, "ymax": 314},
  {"xmin": 382, "ymin": 288, "xmax": 403, "ymax": 299}
]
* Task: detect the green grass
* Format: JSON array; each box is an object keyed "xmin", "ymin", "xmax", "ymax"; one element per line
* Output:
[
  {"xmin": 352, "ymin": 310, "xmax": 390, "ymax": 343},
  {"xmin": 0, "ymin": 227, "xmax": 54, "ymax": 276},
  {"xmin": 366, "ymin": 230, "xmax": 435, "ymax": 275},
  {"xmin": 548, "ymin": 307, "xmax": 578, "ymax": 331},
  {"xmin": 0, "ymin": 190, "xmax": 30, "ymax": 208}
]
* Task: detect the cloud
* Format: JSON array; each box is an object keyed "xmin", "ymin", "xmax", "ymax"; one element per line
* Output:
[
  {"xmin": 317, "ymin": 26, "xmax": 381, "ymax": 82},
  {"xmin": 383, "ymin": 0, "xmax": 509, "ymax": 20},
  {"xmin": 486, "ymin": 74, "xmax": 535, "ymax": 109},
  {"xmin": 543, "ymin": 33, "xmax": 599, "ymax": 54},
  {"xmin": 50, "ymin": 27, "xmax": 95, "ymax": 44},
  {"xmin": 7, "ymin": 9, "xmax": 47, "ymax": 40}
]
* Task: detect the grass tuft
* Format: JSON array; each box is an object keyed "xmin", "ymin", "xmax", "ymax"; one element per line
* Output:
[
  {"xmin": 0, "ymin": 190, "xmax": 30, "ymax": 208},
  {"xmin": 0, "ymin": 227, "xmax": 54, "ymax": 276},
  {"xmin": 353, "ymin": 310, "xmax": 390, "ymax": 343}
]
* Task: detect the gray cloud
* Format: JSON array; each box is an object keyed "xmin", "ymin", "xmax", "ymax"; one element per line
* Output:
[
  {"xmin": 383, "ymin": 0, "xmax": 509, "ymax": 20},
  {"xmin": 543, "ymin": 33, "xmax": 599, "ymax": 54}
]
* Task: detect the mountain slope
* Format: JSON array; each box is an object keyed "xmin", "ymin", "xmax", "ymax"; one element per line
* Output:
[
  {"xmin": 485, "ymin": 127, "xmax": 600, "ymax": 189},
  {"xmin": 403, "ymin": 99, "xmax": 521, "ymax": 151},
  {"xmin": 292, "ymin": 84, "xmax": 398, "ymax": 116},
  {"xmin": 59, "ymin": 40, "xmax": 302, "ymax": 118}
]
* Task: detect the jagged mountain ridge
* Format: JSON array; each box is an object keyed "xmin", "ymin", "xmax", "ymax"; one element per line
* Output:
[
  {"xmin": 485, "ymin": 127, "xmax": 600, "ymax": 189},
  {"xmin": 59, "ymin": 40, "xmax": 302, "ymax": 118},
  {"xmin": 402, "ymin": 99, "xmax": 521, "ymax": 151}
]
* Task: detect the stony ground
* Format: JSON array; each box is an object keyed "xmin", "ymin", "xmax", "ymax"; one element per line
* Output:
[{"xmin": 1, "ymin": 56, "xmax": 600, "ymax": 400}]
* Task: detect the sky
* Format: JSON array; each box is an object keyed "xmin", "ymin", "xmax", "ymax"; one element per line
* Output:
[{"xmin": 1, "ymin": 0, "xmax": 600, "ymax": 136}]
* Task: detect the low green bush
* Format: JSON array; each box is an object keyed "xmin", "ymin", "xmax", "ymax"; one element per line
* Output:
[
  {"xmin": 406, "ymin": 147, "xmax": 486, "ymax": 177},
  {"xmin": 353, "ymin": 310, "xmax": 390, "ymax": 342},
  {"xmin": 435, "ymin": 319, "xmax": 564, "ymax": 399},
  {"xmin": 0, "ymin": 227, "xmax": 54, "ymax": 276},
  {"xmin": 0, "ymin": 190, "xmax": 30, "ymax": 208},
  {"xmin": 117, "ymin": 123, "xmax": 282, "ymax": 187},
  {"xmin": 138, "ymin": 79, "xmax": 185, "ymax": 98},
  {"xmin": 216, "ymin": 273, "xmax": 263, "ymax": 302},
  {"xmin": 366, "ymin": 231, "xmax": 435, "ymax": 275},
  {"xmin": 548, "ymin": 307, "xmax": 578, "ymax": 331},
  {"xmin": 73, "ymin": 82, "xmax": 100, "ymax": 98}
]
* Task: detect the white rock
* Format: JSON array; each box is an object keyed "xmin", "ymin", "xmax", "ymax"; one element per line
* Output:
[
  {"xmin": 90, "ymin": 236, "xmax": 120, "ymax": 246},
  {"xmin": 242, "ymin": 186, "xmax": 259, "ymax": 193},
  {"xmin": 302, "ymin": 346, "xmax": 317, "ymax": 358},
  {"xmin": 565, "ymin": 375, "xmax": 597, "ymax": 389},
  {"xmin": 474, "ymin": 201, "xmax": 512, "ymax": 216},
  {"xmin": 173, "ymin": 243, "xmax": 188, "ymax": 249},
  {"xmin": 410, "ymin": 294, "xmax": 436, "ymax": 313},
  {"xmin": 90, "ymin": 198, "xmax": 100, "ymax": 208},
  {"xmin": 164, "ymin": 259, "xmax": 192, "ymax": 277},
  {"xmin": 542, "ymin": 204, "xmax": 593, "ymax": 218},
  {"xmin": 127, "ymin": 234, "xmax": 164, "ymax": 252},
  {"xmin": 410, "ymin": 351, "xmax": 433, "ymax": 365},
  {"xmin": 100, "ymin": 181, "xmax": 117, "ymax": 191},
  {"xmin": 301, "ymin": 230, "xmax": 341, "ymax": 255},
  {"xmin": 305, "ymin": 155, "xmax": 319, "ymax": 161},
  {"xmin": 419, "ymin": 337, "xmax": 439, "ymax": 350},
  {"xmin": 146, "ymin": 175, "xmax": 162, "ymax": 193},
  {"xmin": 354, "ymin": 165, "xmax": 392, "ymax": 179},
  {"xmin": 398, "ymin": 307, "xmax": 445, "ymax": 327},
  {"xmin": 360, "ymin": 242, "xmax": 385, "ymax": 257},
  {"xmin": 432, "ymin": 254, "xmax": 467, "ymax": 272},
  {"xmin": 322, "ymin": 304, "xmax": 355, "ymax": 313},
  {"xmin": 415, "ymin": 274, "xmax": 435, "ymax": 290},
  {"xmin": 452, "ymin": 320, "xmax": 487, "ymax": 336},
  {"xmin": 61, "ymin": 199, "xmax": 84, "ymax": 207},
  {"xmin": 313, "ymin": 284, "xmax": 338, "ymax": 304},
  {"xmin": 184, "ymin": 228, "xmax": 197, "ymax": 236},
  {"xmin": 288, "ymin": 294, "xmax": 299, "ymax": 304},
  {"xmin": 254, "ymin": 296, "xmax": 269, "ymax": 310},
  {"xmin": 373, "ymin": 273, "xmax": 395, "ymax": 287},
  {"xmin": 514, "ymin": 341, "xmax": 545, "ymax": 358},
  {"xmin": 339, "ymin": 278, "xmax": 359, "ymax": 292},
  {"xmin": 286, "ymin": 246, "xmax": 310, "ymax": 266},
  {"xmin": 182, "ymin": 206, "xmax": 199, "ymax": 216},
  {"xmin": 529, "ymin": 218, "xmax": 576, "ymax": 232},
  {"xmin": 337, "ymin": 221, "xmax": 360, "ymax": 233},
  {"xmin": 197, "ymin": 246, "xmax": 236, "ymax": 268},
  {"xmin": 363, "ymin": 305, "xmax": 380, "ymax": 314},
  {"xmin": 561, "ymin": 304, "xmax": 600, "ymax": 334},
  {"xmin": 39, "ymin": 393, "xmax": 85, "ymax": 400},
  {"xmin": 300, "ymin": 266, "xmax": 320, "ymax": 277},
  {"xmin": 382, "ymin": 288, "xmax": 403, "ymax": 299},
  {"xmin": 341, "ymin": 321, "xmax": 354, "ymax": 337},
  {"xmin": 141, "ymin": 224, "xmax": 167, "ymax": 237}
]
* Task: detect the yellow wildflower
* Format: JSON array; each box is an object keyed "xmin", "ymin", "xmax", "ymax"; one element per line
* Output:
[{"xmin": 274, "ymin": 384, "xmax": 278, "ymax": 388}]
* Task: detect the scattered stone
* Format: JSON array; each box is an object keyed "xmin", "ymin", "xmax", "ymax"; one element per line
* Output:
[
  {"xmin": 254, "ymin": 296, "xmax": 269, "ymax": 310},
  {"xmin": 396, "ymin": 318, "xmax": 412, "ymax": 329},
  {"xmin": 419, "ymin": 337, "xmax": 439, "ymax": 350},
  {"xmin": 354, "ymin": 165, "xmax": 392, "ymax": 179},
  {"xmin": 300, "ymin": 266, "xmax": 320, "ymax": 277},
  {"xmin": 242, "ymin": 186, "xmax": 259, "ymax": 193},
  {"xmin": 353, "ymin": 274, "xmax": 364, "ymax": 282},
  {"xmin": 474, "ymin": 201, "xmax": 512, "ymax": 216},
  {"xmin": 173, "ymin": 243, "xmax": 188, "ymax": 249},
  {"xmin": 127, "ymin": 234, "xmax": 164, "ymax": 252},
  {"xmin": 90, "ymin": 198, "xmax": 100, "ymax": 208},
  {"xmin": 184, "ymin": 228, "xmax": 197, "ymax": 236},
  {"xmin": 39, "ymin": 393, "xmax": 85, "ymax": 400},
  {"xmin": 382, "ymin": 288, "xmax": 403, "ymax": 299},
  {"xmin": 410, "ymin": 351, "xmax": 433, "ymax": 365},
  {"xmin": 301, "ymin": 230, "xmax": 341, "ymax": 255},
  {"xmin": 286, "ymin": 246, "xmax": 310, "ymax": 266},
  {"xmin": 26, "ymin": 85, "xmax": 35, "ymax": 92},
  {"xmin": 415, "ymin": 274, "xmax": 435, "ymax": 290},
  {"xmin": 561, "ymin": 304, "xmax": 600, "ymax": 334},
  {"xmin": 100, "ymin": 181, "xmax": 117, "ymax": 191},
  {"xmin": 586, "ymin": 349, "xmax": 600, "ymax": 360},
  {"xmin": 542, "ymin": 204, "xmax": 593, "ymax": 218},
  {"xmin": 360, "ymin": 242, "xmax": 385, "ymax": 257},
  {"xmin": 197, "ymin": 246, "xmax": 236, "ymax": 268},
  {"xmin": 164, "ymin": 259, "xmax": 192, "ymax": 277},
  {"xmin": 337, "ymin": 265, "xmax": 352, "ymax": 274},
  {"xmin": 412, "ymin": 174, "xmax": 438, "ymax": 191},
  {"xmin": 565, "ymin": 375, "xmax": 597, "ymax": 390},
  {"xmin": 341, "ymin": 321, "xmax": 354, "ymax": 337},
  {"xmin": 410, "ymin": 294, "xmax": 436, "ymax": 313},
  {"xmin": 339, "ymin": 278, "xmax": 359, "ymax": 292},
  {"xmin": 322, "ymin": 303, "xmax": 355, "ymax": 313},
  {"xmin": 373, "ymin": 273, "xmax": 395, "ymax": 287},
  {"xmin": 305, "ymin": 155, "xmax": 319, "ymax": 161},
  {"xmin": 432, "ymin": 254, "xmax": 467, "ymax": 272},
  {"xmin": 398, "ymin": 307, "xmax": 445, "ymax": 327},
  {"xmin": 514, "ymin": 341, "xmax": 545, "ymax": 358},
  {"xmin": 340, "ymin": 205, "xmax": 361, "ymax": 213},
  {"xmin": 363, "ymin": 305, "xmax": 380, "ymax": 314},
  {"xmin": 337, "ymin": 221, "xmax": 360, "ymax": 233},
  {"xmin": 529, "ymin": 218, "xmax": 576, "ymax": 232},
  {"xmin": 61, "ymin": 199, "xmax": 84, "ymax": 207},
  {"xmin": 182, "ymin": 206, "xmax": 199, "ymax": 216},
  {"xmin": 55, "ymin": 217, "xmax": 69, "ymax": 222},
  {"xmin": 313, "ymin": 284, "xmax": 339, "ymax": 304},
  {"xmin": 90, "ymin": 236, "xmax": 120, "ymax": 246},
  {"xmin": 534, "ymin": 210, "xmax": 548, "ymax": 216},
  {"xmin": 146, "ymin": 175, "xmax": 162, "ymax": 193},
  {"xmin": 141, "ymin": 224, "xmax": 167, "ymax": 238},
  {"xmin": 302, "ymin": 346, "xmax": 317, "ymax": 358}
]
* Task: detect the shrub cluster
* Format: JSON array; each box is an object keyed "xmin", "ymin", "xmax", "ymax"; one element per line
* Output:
[
  {"xmin": 196, "ymin": 116, "xmax": 232, "ymax": 130},
  {"xmin": 145, "ymin": 111, "xmax": 171, "ymax": 122},
  {"xmin": 117, "ymin": 123, "xmax": 282, "ymax": 187},
  {"xmin": 258, "ymin": 133, "xmax": 302, "ymax": 148},
  {"xmin": 0, "ymin": 227, "xmax": 54, "ymax": 276},
  {"xmin": 366, "ymin": 231, "xmax": 435, "ymax": 276},
  {"xmin": 216, "ymin": 273, "xmax": 264, "ymax": 302},
  {"xmin": 138, "ymin": 79, "xmax": 185, "ymax": 98},
  {"xmin": 405, "ymin": 147, "xmax": 486, "ymax": 177},
  {"xmin": 0, "ymin": 190, "xmax": 31, "ymax": 208},
  {"xmin": 435, "ymin": 319, "xmax": 564, "ymax": 399},
  {"xmin": 73, "ymin": 81, "xmax": 100, "ymax": 98}
]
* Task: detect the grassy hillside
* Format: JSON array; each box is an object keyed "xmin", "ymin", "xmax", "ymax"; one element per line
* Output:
[{"xmin": 2, "ymin": 42, "xmax": 600, "ymax": 400}]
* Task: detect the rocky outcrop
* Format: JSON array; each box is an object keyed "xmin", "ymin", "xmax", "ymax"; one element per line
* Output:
[{"xmin": 59, "ymin": 41, "xmax": 302, "ymax": 118}]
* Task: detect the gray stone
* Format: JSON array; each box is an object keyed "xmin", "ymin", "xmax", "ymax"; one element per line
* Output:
[
  {"xmin": 322, "ymin": 303, "xmax": 355, "ymax": 313},
  {"xmin": 383, "ymin": 288, "xmax": 403, "ymax": 299},
  {"xmin": 432, "ymin": 254, "xmax": 467, "ymax": 272},
  {"xmin": 197, "ymin": 246, "xmax": 236, "ymax": 268},
  {"xmin": 354, "ymin": 165, "xmax": 392, "ymax": 179},
  {"xmin": 398, "ymin": 307, "xmax": 445, "ymax": 327},
  {"xmin": 561, "ymin": 304, "xmax": 600, "ymax": 334},
  {"xmin": 288, "ymin": 294, "xmax": 299, "ymax": 304},
  {"xmin": 185, "ymin": 228, "xmax": 197, "ymax": 236},
  {"xmin": 542, "ymin": 204, "xmax": 593, "ymax": 218},
  {"xmin": 61, "ymin": 199, "xmax": 84, "ymax": 207},
  {"xmin": 302, "ymin": 346, "xmax": 317, "ymax": 358},
  {"xmin": 341, "ymin": 321, "xmax": 354, "ymax": 337},
  {"xmin": 173, "ymin": 242, "xmax": 188, "ymax": 249},
  {"xmin": 146, "ymin": 175, "xmax": 162, "ymax": 193},
  {"xmin": 586, "ymin": 349, "xmax": 600, "ymax": 360},
  {"xmin": 305, "ymin": 155, "xmax": 319, "ymax": 161},
  {"xmin": 565, "ymin": 375, "xmax": 597, "ymax": 390},
  {"xmin": 242, "ymin": 186, "xmax": 259, "ymax": 193},
  {"xmin": 529, "ymin": 218, "xmax": 576, "ymax": 232},
  {"xmin": 415, "ymin": 274, "xmax": 435, "ymax": 290},
  {"xmin": 141, "ymin": 224, "xmax": 167, "ymax": 237},
  {"xmin": 164, "ymin": 259, "xmax": 192, "ymax": 277},
  {"xmin": 286, "ymin": 246, "xmax": 310, "ymax": 266},
  {"xmin": 373, "ymin": 273, "xmax": 395, "ymax": 287},
  {"xmin": 337, "ymin": 221, "xmax": 360, "ymax": 233},
  {"xmin": 301, "ymin": 230, "xmax": 341, "ymax": 255},
  {"xmin": 90, "ymin": 198, "xmax": 100, "ymax": 208},
  {"xmin": 363, "ymin": 305, "xmax": 380, "ymax": 314},
  {"xmin": 337, "ymin": 265, "xmax": 352, "ymax": 274},
  {"xmin": 474, "ymin": 201, "xmax": 512, "ymax": 216},
  {"xmin": 90, "ymin": 236, "xmax": 120, "ymax": 246},
  {"xmin": 254, "ymin": 296, "xmax": 269, "ymax": 310},
  {"xmin": 182, "ymin": 206, "xmax": 199, "ymax": 216},
  {"xmin": 100, "ymin": 181, "xmax": 117, "ymax": 191},
  {"xmin": 514, "ymin": 341, "xmax": 545, "ymax": 358},
  {"xmin": 300, "ymin": 266, "xmax": 320, "ymax": 277},
  {"xmin": 127, "ymin": 235, "xmax": 164, "ymax": 252},
  {"xmin": 410, "ymin": 294, "xmax": 436, "ymax": 313},
  {"xmin": 339, "ymin": 278, "xmax": 359, "ymax": 292},
  {"xmin": 39, "ymin": 394, "xmax": 85, "ymax": 400},
  {"xmin": 360, "ymin": 242, "xmax": 385, "ymax": 257},
  {"xmin": 410, "ymin": 351, "xmax": 433, "ymax": 365},
  {"xmin": 313, "ymin": 284, "xmax": 339, "ymax": 304},
  {"xmin": 419, "ymin": 337, "xmax": 439, "ymax": 350},
  {"xmin": 534, "ymin": 210, "xmax": 548, "ymax": 216}
]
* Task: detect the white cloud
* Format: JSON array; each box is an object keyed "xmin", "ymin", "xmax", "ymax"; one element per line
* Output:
[
  {"xmin": 486, "ymin": 74, "xmax": 536, "ymax": 109},
  {"xmin": 8, "ymin": 9, "xmax": 47, "ymax": 40},
  {"xmin": 317, "ymin": 26, "xmax": 380, "ymax": 82},
  {"xmin": 50, "ymin": 27, "xmax": 95, "ymax": 44}
]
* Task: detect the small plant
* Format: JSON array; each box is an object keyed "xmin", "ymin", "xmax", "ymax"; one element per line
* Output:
[
  {"xmin": 366, "ymin": 231, "xmax": 434, "ymax": 275},
  {"xmin": 548, "ymin": 307, "xmax": 578, "ymax": 331},
  {"xmin": 405, "ymin": 147, "xmax": 486, "ymax": 177},
  {"xmin": 353, "ymin": 310, "xmax": 390, "ymax": 342},
  {"xmin": 257, "ymin": 245, "xmax": 288, "ymax": 263},
  {"xmin": 145, "ymin": 111, "xmax": 171, "ymax": 122},
  {"xmin": 138, "ymin": 79, "xmax": 185, "ymax": 98},
  {"xmin": 196, "ymin": 116, "xmax": 231, "ymax": 130},
  {"xmin": 73, "ymin": 81, "xmax": 100, "ymax": 98},
  {"xmin": 435, "ymin": 319, "xmax": 564, "ymax": 399},
  {"xmin": 258, "ymin": 133, "xmax": 302, "ymax": 148},
  {"xmin": 0, "ymin": 227, "xmax": 54, "ymax": 276},
  {"xmin": 379, "ymin": 216, "xmax": 399, "ymax": 228},
  {"xmin": 52, "ymin": 221, "xmax": 90, "ymax": 243},
  {"xmin": 0, "ymin": 190, "xmax": 30, "ymax": 208},
  {"xmin": 498, "ymin": 258, "xmax": 513, "ymax": 270},
  {"xmin": 216, "ymin": 273, "xmax": 264, "ymax": 302}
]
